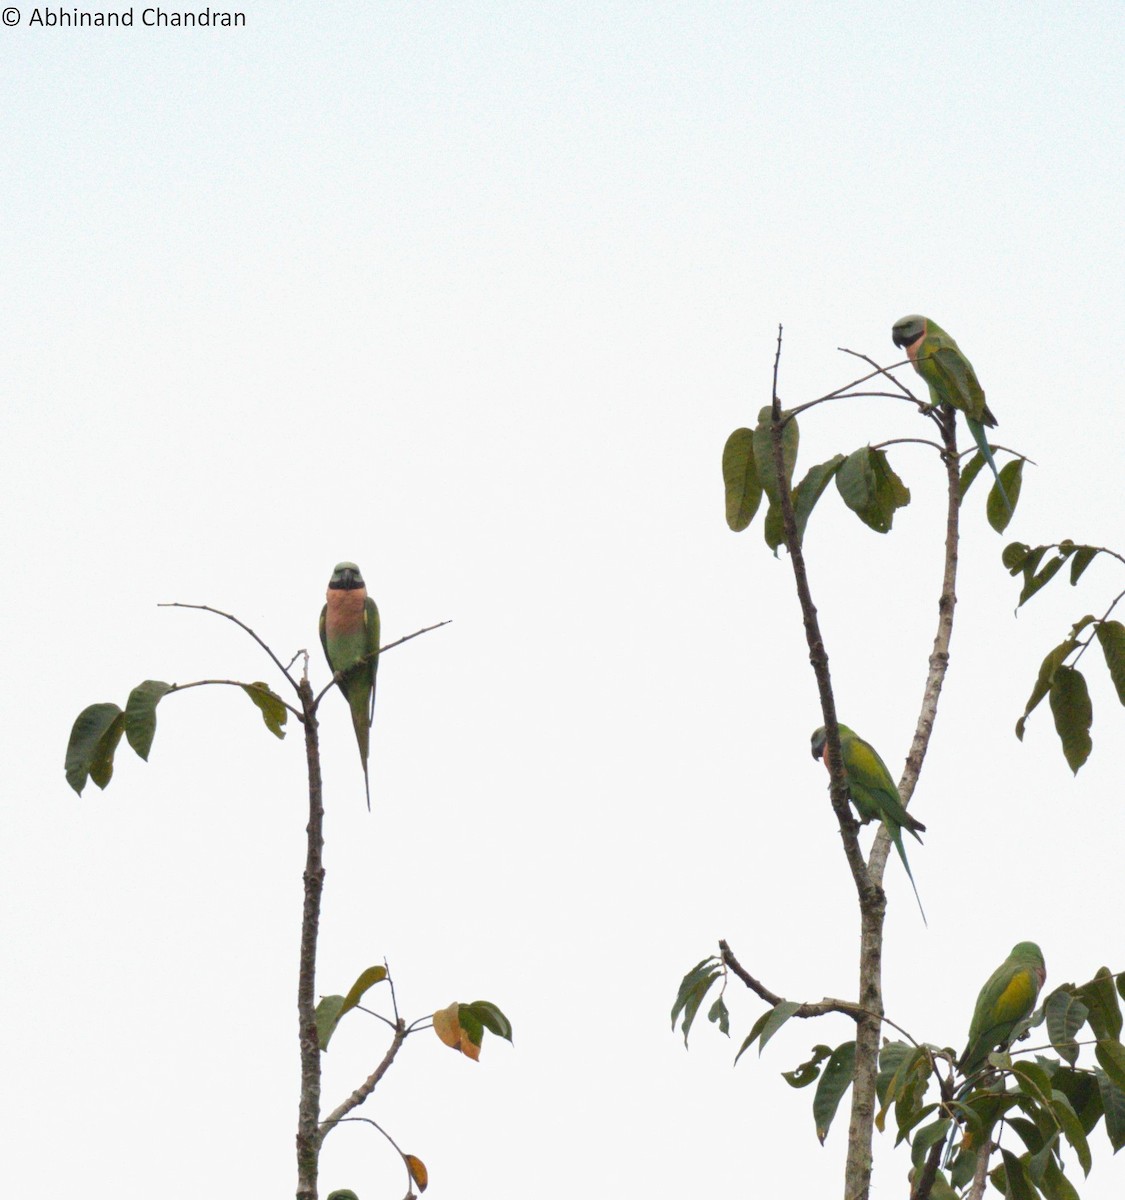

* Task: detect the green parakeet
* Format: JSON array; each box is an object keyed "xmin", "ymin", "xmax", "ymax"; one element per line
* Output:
[
  {"xmin": 958, "ymin": 941, "xmax": 1046, "ymax": 1080},
  {"xmin": 891, "ymin": 314, "xmax": 1012, "ymax": 516},
  {"xmin": 810, "ymin": 724, "xmax": 927, "ymax": 923},
  {"xmin": 320, "ymin": 561, "xmax": 380, "ymax": 810}
]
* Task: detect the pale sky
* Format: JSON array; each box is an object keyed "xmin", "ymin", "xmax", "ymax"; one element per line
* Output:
[{"xmin": 3, "ymin": 3, "xmax": 1124, "ymax": 1197}]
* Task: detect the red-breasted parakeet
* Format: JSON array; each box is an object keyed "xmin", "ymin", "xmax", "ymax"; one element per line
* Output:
[
  {"xmin": 320, "ymin": 561, "xmax": 380, "ymax": 810},
  {"xmin": 891, "ymin": 314, "xmax": 1012, "ymax": 516},
  {"xmin": 811, "ymin": 723, "xmax": 927, "ymax": 923},
  {"xmin": 958, "ymin": 941, "xmax": 1046, "ymax": 1080}
]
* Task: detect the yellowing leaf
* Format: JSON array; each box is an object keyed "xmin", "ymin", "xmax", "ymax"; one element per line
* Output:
[
  {"xmin": 432, "ymin": 1002, "xmax": 480, "ymax": 1060},
  {"xmin": 433, "ymin": 1002, "xmax": 461, "ymax": 1049},
  {"xmin": 405, "ymin": 1153, "xmax": 429, "ymax": 1192}
]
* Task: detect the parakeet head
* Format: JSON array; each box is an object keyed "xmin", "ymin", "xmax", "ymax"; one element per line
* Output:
[
  {"xmin": 328, "ymin": 561, "xmax": 365, "ymax": 590},
  {"xmin": 1010, "ymin": 941, "xmax": 1046, "ymax": 971},
  {"xmin": 892, "ymin": 314, "xmax": 927, "ymax": 349},
  {"xmin": 811, "ymin": 724, "xmax": 856, "ymax": 760}
]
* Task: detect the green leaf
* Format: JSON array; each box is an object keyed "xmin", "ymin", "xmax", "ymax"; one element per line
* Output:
[
  {"xmin": 1008, "ymin": 1116, "xmax": 1047, "ymax": 1155},
  {"xmin": 1070, "ymin": 546, "xmax": 1099, "ymax": 585},
  {"xmin": 1016, "ymin": 641, "xmax": 1073, "ymax": 741},
  {"xmin": 959, "ymin": 449, "xmax": 987, "ymax": 499},
  {"xmin": 757, "ymin": 999, "xmax": 802, "ymax": 1054},
  {"xmin": 987, "ymin": 459, "xmax": 1024, "ymax": 533},
  {"xmin": 316, "ymin": 995, "xmax": 347, "ymax": 1051},
  {"xmin": 707, "ymin": 995, "xmax": 730, "ymax": 1037},
  {"xmin": 1048, "ymin": 666, "xmax": 1092, "ymax": 773},
  {"xmin": 1027, "ymin": 1132, "xmax": 1059, "ymax": 1184},
  {"xmin": 338, "ymin": 965, "xmax": 388, "ymax": 1019},
  {"xmin": 875, "ymin": 1043, "xmax": 926, "ymax": 1134},
  {"xmin": 1013, "ymin": 1060, "xmax": 1055, "ymax": 1105},
  {"xmin": 1096, "ymin": 621, "xmax": 1125, "ymax": 705},
  {"xmin": 671, "ymin": 957, "xmax": 721, "ymax": 1047},
  {"xmin": 124, "ymin": 680, "xmax": 173, "ymax": 761},
  {"xmin": 242, "ymin": 682, "xmax": 288, "ymax": 739},
  {"xmin": 813, "ymin": 1040, "xmax": 856, "ymax": 1145},
  {"xmin": 835, "ymin": 447, "xmax": 875, "ymax": 520},
  {"xmin": 1040, "ymin": 1157, "xmax": 1081, "ymax": 1200},
  {"xmin": 998, "ymin": 1147, "xmax": 1037, "ymax": 1200},
  {"xmin": 1045, "ymin": 991, "xmax": 1089, "ymax": 1066},
  {"xmin": 1020, "ymin": 553, "xmax": 1067, "ymax": 607},
  {"xmin": 792, "ymin": 455, "xmax": 846, "ymax": 542},
  {"xmin": 462, "ymin": 1000, "xmax": 514, "ymax": 1043},
  {"xmin": 1004, "ymin": 541, "xmax": 1034, "ymax": 573},
  {"xmin": 735, "ymin": 1007, "xmax": 775, "ymax": 1065},
  {"xmin": 1096, "ymin": 1040, "xmax": 1125, "ymax": 1093},
  {"xmin": 910, "ymin": 1116, "xmax": 952, "ymax": 1170},
  {"xmin": 1048, "ymin": 1064, "xmax": 1101, "ymax": 1134},
  {"xmin": 1050, "ymin": 1089, "xmax": 1092, "ymax": 1176},
  {"xmin": 763, "ymin": 495, "xmax": 787, "ymax": 553},
  {"xmin": 752, "ymin": 409, "xmax": 799, "ymax": 506},
  {"xmin": 950, "ymin": 1146, "xmax": 978, "ymax": 1191},
  {"xmin": 876, "ymin": 1040, "xmax": 913, "ymax": 1108},
  {"xmin": 458, "ymin": 1005, "xmax": 484, "ymax": 1049},
  {"xmin": 722, "ymin": 427, "xmax": 762, "ymax": 532},
  {"xmin": 836, "ymin": 447, "xmax": 910, "ymax": 533},
  {"xmin": 782, "ymin": 1044, "xmax": 832, "ymax": 1089},
  {"xmin": 65, "ymin": 702, "xmax": 126, "ymax": 794},
  {"xmin": 1077, "ymin": 970, "xmax": 1123, "ymax": 1040},
  {"xmin": 1095, "ymin": 1067, "xmax": 1125, "ymax": 1152}
]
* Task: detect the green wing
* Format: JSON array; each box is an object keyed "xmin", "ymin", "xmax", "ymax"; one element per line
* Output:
[
  {"xmin": 364, "ymin": 596, "xmax": 380, "ymax": 722},
  {"xmin": 930, "ymin": 345, "xmax": 988, "ymax": 422},
  {"xmin": 962, "ymin": 945, "xmax": 1045, "ymax": 1073},
  {"xmin": 319, "ymin": 604, "xmax": 329, "ymax": 665},
  {"xmin": 841, "ymin": 733, "xmax": 923, "ymax": 838}
]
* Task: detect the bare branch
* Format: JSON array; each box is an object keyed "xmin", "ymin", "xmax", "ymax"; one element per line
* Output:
[
  {"xmin": 720, "ymin": 941, "xmax": 922, "ymax": 1044},
  {"xmin": 295, "ymin": 680, "xmax": 325, "ymax": 1200},
  {"xmin": 319, "ymin": 1020, "xmax": 408, "ymax": 1137},
  {"xmin": 158, "ymin": 602, "xmax": 300, "ymax": 695}
]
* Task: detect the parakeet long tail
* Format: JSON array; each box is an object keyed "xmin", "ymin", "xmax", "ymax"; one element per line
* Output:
[
  {"xmin": 966, "ymin": 415, "xmax": 1012, "ymax": 517},
  {"xmin": 888, "ymin": 824, "xmax": 927, "ymax": 925},
  {"xmin": 350, "ymin": 701, "xmax": 372, "ymax": 811}
]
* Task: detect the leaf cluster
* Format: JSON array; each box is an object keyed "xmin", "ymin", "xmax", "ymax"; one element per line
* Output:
[
  {"xmin": 64, "ymin": 678, "xmax": 287, "ymax": 794},
  {"xmin": 722, "ymin": 407, "xmax": 911, "ymax": 550},
  {"xmin": 1006, "ymin": 542, "xmax": 1125, "ymax": 772},
  {"xmin": 673, "ymin": 955, "xmax": 1125, "ymax": 1199}
]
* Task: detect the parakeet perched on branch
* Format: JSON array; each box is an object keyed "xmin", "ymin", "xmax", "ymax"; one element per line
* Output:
[
  {"xmin": 811, "ymin": 723, "xmax": 927, "ymax": 923},
  {"xmin": 320, "ymin": 561, "xmax": 380, "ymax": 810},
  {"xmin": 891, "ymin": 314, "xmax": 1012, "ymax": 516},
  {"xmin": 959, "ymin": 941, "xmax": 1046, "ymax": 1080}
]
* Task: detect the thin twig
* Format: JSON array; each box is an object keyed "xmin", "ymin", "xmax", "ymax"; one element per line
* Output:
[
  {"xmin": 322, "ymin": 1115, "xmax": 418, "ymax": 1199},
  {"xmin": 871, "ymin": 437, "xmax": 947, "ymax": 455},
  {"xmin": 719, "ymin": 940, "xmax": 921, "ymax": 1045},
  {"xmin": 311, "ymin": 619, "xmax": 453, "ymax": 707},
  {"xmin": 319, "ymin": 1021, "xmax": 408, "ymax": 1136},
  {"xmin": 158, "ymin": 602, "xmax": 300, "ymax": 695},
  {"xmin": 164, "ymin": 678, "xmax": 304, "ymax": 720},
  {"xmin": 1072, "ymin": 585, "xmax": 1125, "ymax": 667}
]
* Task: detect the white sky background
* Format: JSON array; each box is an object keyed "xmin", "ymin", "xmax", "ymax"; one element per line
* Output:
[{"xmin": 2, "ymin": 2, "xmax": 1124, "ymax": 1195}]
